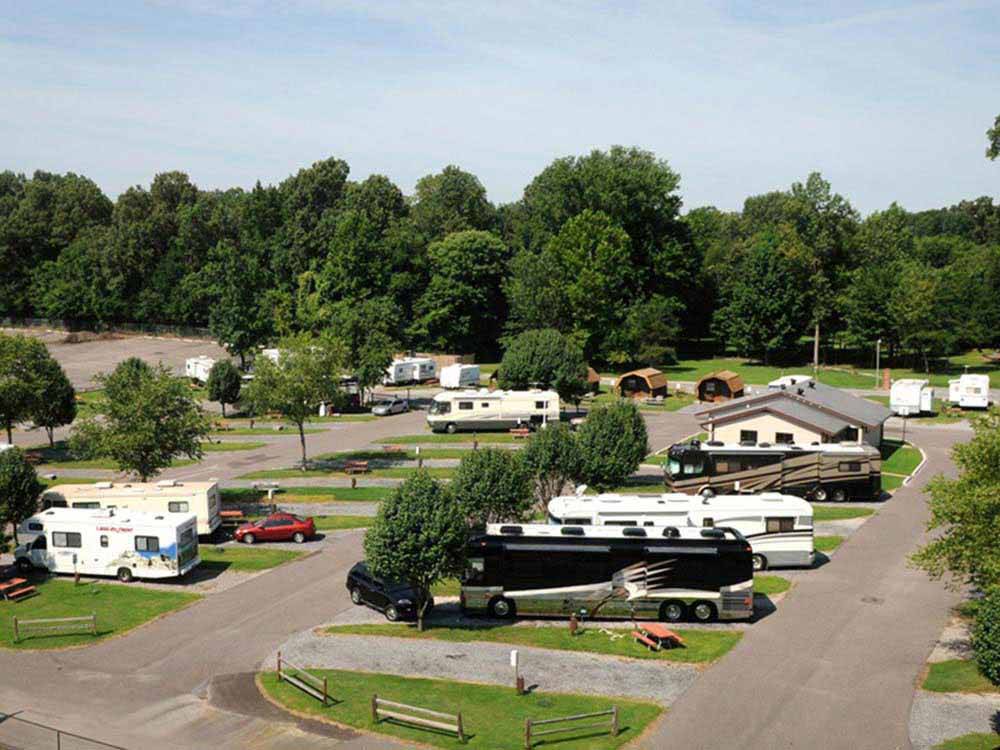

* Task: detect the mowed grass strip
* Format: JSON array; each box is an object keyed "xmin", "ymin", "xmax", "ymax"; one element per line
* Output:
[
  {"xmin": 881, "ymin": 440, "xmax": 922, "ymax": 476},
  {"xmin": 812, "ymin": 505, "xmax": 875, "ymax": 522},
  {"xmin": 381, "ymin": 433, "xmax": 524, "ymax": 444},
  {"xmin": 221, "ymin": 486, "xmax": 392, "ymax": 503},
  {"xmin": 210, "ymin": 427, "xmax": 324, "ymax": 436},
  {"xmin": 934, "ymin": 733, "xmax": 1000, "ymax": 749},
  {"xmin": 239, "ymin": 467, "xmax": 456, "ymax": 480},
  {"xmin": 815, "ymin": 535, "xmax": 844, "ymax": 553},
  {"xmin": 324, "ymin": 623, "xmax": 741, "ymax": 664},
  {"xmin": 259, "ymin": 670, "xmax": 661, "ymax": 749},
  {"xmin": 881, "ymin": 474, "xmax": 905, "ymax": 492},
  {"xmin": 198, "ymin": 545, "xmax": 304, "ymax": 572},
  {"xmin": 316, "ymin": 448, "xmax": 476, "ymax": 462},
  {"xmin": 754, "ymin": 575, "xmax": 791, "ymax": 596},
  {"xmin": 201, "ymin": 441, "xmax": 267, "ymax": 452},
  {"xmin": 313, "ymin": 515, "xmax": 371, "ymax": 530},
  {"xmin": 0, "ymin": 578, "xmax": 199, "ymax": 650},
  {"xmin": 923, "ymin": 660, "xmax": 1000, "ymax": 694}
]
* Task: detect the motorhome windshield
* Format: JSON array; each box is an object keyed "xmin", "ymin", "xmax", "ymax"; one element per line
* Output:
[
  {"xmin": 429, "ymin": 401, "xmax": 451, "ymax": 415},
  {"xmin": 667, "ymin": 451, "xmax": 705, "ymax": 478}
]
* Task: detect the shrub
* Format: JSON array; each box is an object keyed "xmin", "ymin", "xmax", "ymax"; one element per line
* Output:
[
  {"xmin": 575, "ymin": 399, "xmax": 648, "ymax": 490},
  {"xmin": 972, "ymin": 588, "xmax": 1000, "ymax": 686},
  {"xmin": 450, "ymin": 448, "xmax": 533, "ymax": 526},
  {"xmin": 521, "ymin": 423, "xmax": 582, "ymax": 510},
  {"xmin": 206, "ymin": 359, "xmax": 242, "ymax": 417},
  {"xmin": 498, "ymin": 329, "xmax": 589, "ymax": 404}
]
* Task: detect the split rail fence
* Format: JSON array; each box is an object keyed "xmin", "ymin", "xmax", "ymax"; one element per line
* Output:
[
  {"xmin": 12, "ymin": 613, "xmax": 97, "ymax": 643},
  {"xmin": 276, "ymin": 651, "xmax": 331, "ymax": 706},
  {"xmin": 371, "ymin": 694, "xmax": 465, "ymax": 743},
  {"xmin": 524, "ymin": 706, "xmax": 618, "ymax": 748}
]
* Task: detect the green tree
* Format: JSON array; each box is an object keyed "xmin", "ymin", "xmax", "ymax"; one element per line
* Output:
[
  {"xmin": 575, "ymin": 400, "xmax": 648, "ymax": 491},
  {"xmin": 206, "ymin": 359, "xmax": 242, "ymax": 417},
  {"xmin": 521, "ymin": 423, "xmax": 582, "ymax": 510},
  {"xmin": 911, "ymin": 410, "xmax": 1000, "ymax": 589},
  {"xmin": 889, "ymin": 261, "xmax": 957, "ymax": 371},
  {"xmin": 498, "ymin": 329, "xmax": 588, "ymax": 404},
  {"xmin": 972, "ymin": 589, "xmax": 1000, "ymax": 686},
  {"xmin": 69, "ymin": 362, "xmax": 208, "ymax": 481},
  {"xmin": 207, "ymin": 241, "xmax": 273, "ymax": 367},
  {"xmin": 241, "ymin": 334, "xmax": 346, "ymax": 465},
  {"xmin": 410, "ymin": 166, "xmax": 496, "ymax": 240},
  {"xmin": 0, "ymin": 333, "xmax": 52, "ymax": 444},
  {"xmin": 450, "ymin": 448, "xmax": 533, "ymax": 527},
  {"xmin": 29, "ymin": 355, "xmax": 76, "ymax": 447},
  {"xmin": 363, "ymin": 471, "xmax": 468, "ymax": 630},
  {"xmin": 0, "ymin": 446, "xmax": 43, "ymax": 547},
  {"xmin": 987, "ymin": 114, "xmax": 1000, "ymax": 160}
]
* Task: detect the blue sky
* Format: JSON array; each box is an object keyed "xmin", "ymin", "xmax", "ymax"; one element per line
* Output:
[{"xmin": 2, "ymin": 0, "xmax": 998, "ymax": 213}]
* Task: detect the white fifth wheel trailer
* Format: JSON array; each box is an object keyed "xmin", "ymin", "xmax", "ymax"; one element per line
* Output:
[
  {"xmin": 948, "ymin": 374, "xmax": 990, "ymax": 409},
  {"xmin": 427, "ymin": 389, "xmax": 560, "ymax": 433},
  {"xmin": 890, "ymin": 379, "xmax": 934, "ymax": 416},
  {"xmin": 40, "ymin": 480, "xmax": 222, "ymax": 536},
  {"xmin": 184, "ymin": 356, "xmax": 217, "ymax": 383},
  {"xmin": 384, "ymin": 357, "xmax": 438, "ymax": 385},
  {"xmin": 439, "ymin": 364, "xmax": 481, "ymax": 389},
  {"xmin": 547, "ymin": 491, "xmax": 813, "ymax": 571},
  {"xmin": 14, "ymin": 507, "xmax": 200, "ymax": 582}
]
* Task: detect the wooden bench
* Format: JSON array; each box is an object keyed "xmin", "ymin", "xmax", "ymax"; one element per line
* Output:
[
  {"xmin": 344, "ymin": 460, "xmax": 370, "ymax": 475},
  {"xmin": 382, "ymin": 445, "xmax": 405, "ymax": 453},
  {"xmin": 0, "ymin": 578, "xmax": 38, "ymax": 602},
  {"xmin": 509, "ymin": 427, "xmax": 532, "ymax": 439},
  {"xmin": 632, "ymin": 630, "xmax": 661, "ymax": 651},
  {"xmin": 637, "ymin": 622, "xmax": 685, "ymax": 649}
]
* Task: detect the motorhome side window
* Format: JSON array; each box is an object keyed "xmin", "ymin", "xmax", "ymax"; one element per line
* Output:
[
  {"xmin": 839, "ymin": 462, "xmax": 861, "ymax": 473},
  {"xmin": 100, "ymin": 535, "xmax": 108, "ymax": 548},
  {"xmin": 535, "ymin": 401, "xmax": 546, "ymax": 409},
  {"xmin": 430, "ymin": 401, "xmax": 451, "ymax": 415},
  {"xmin": 53, "ymin": 531, "xmax": 82, "ymax": 548},
  {"xmin": 72, "ymin": 502, "xmax": 100, "ymax": 509},
  {"xmin": 481, "ymin": 402, "xmax": 491, "ymax": 408},
  {"xmin": 703, "ymin": 517, "xmax": 714, "ymax": 527},
  {"xmin": 135, "ymin": 536, "xmax": 160, "ymax": 553},
  {"xmin": 168, "ymin": 501, "xmax": 189, "ymax": 513},
  {"xmin": 458, "ymin": 401, "xmax": 473, "ymax": 410},
  {"xmin": 27, "ymin": 522, "xmax": 43, "ymax": 532},
  {"xmin": 766, "ymin": 517, "xmax": 795, "ymax": 533}
]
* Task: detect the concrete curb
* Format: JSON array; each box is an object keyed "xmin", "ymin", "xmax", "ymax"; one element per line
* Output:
[{"xmin": 904, "ymin": 443, "xmax": 930, "ymax": 487}]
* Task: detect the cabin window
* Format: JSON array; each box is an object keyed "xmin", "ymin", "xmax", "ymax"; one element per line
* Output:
[
  {"xmin": 458, "ymin": 401, "xmax": 474, "ymax": 411},
  {"xmin": 72, "ymin": 502, "xmax": 100, "ymax": 509},
  {"xmin": 168, "ymin": 501, "xmax": 189, "ymax": 513},
  {"xmin": 100, "ymin": 535, "xmax": 108, "ymax": 548},
  {"xmin": 740, "ymin": 430, "xmax": 758, "ymax": 443},
  {"xmin": 464, "ymin": 558, "xmax": 485, "ymax": 585},
  {"xmin": 766, "ymin": 517, "xmax": 795, "ymax": 533},
  {"xmin": 53, "ymin": 532, "xmax": 82, "ymax": 548},
  {"xmin": 535, "ymin": 401, "xmax": 547, "ymax": 409},
  {"xmin": 135, "ymin": 536, "xmax": 160, "ymax": 553},
  {"xmin": 839, "ymin": 462, "xmax": 862, "ymax": 473},
  {"xmin": 703, "ymin": 517, "xmax": 715, "ymax": 527},
  {"xmin": 775, "ymin": 432, "xmax": 794, "ymax": 444}
]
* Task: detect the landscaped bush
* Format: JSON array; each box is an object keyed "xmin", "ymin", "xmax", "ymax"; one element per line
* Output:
[
  {"xmin": 972, "ymin": 588, "xmax": 1000, "ymax": 686},
  {"xmin": 575, "ymin": 399, "xmax": 648, "ymax": 490}
]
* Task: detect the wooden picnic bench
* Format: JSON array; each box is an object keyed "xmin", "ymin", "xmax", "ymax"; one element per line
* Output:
[
  {"xmin": 635, "ymin": 622, "xmax": 685, "ymax": 649},
  {"xmin": 509, "ymin": 427, "xmax": 532, "ymax": 439},
  {"xmin": 0, "ymin": 578, "xmax": 37, "ymax": 602},
  {"xmin": 632, "ymin": 630, "xmax": 661, "ymax": 651},
  {"xmin": 382, "ymin": 444, "xmax": 405, "ymax": 453},
  {"xmin": 344, "ymin": 460, "xmax": 370, "ymax": 475}
]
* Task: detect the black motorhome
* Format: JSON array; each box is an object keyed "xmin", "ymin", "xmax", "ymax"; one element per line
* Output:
[{"xmin": 460, "ymin": 523, "xmax": 754, "ymax": 623}]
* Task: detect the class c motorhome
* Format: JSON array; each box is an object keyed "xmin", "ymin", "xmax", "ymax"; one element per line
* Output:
[
  {"xmin": 15, "ymin": 507, "xmax": 200, "ymax": 582},
  {"xmin": 948, "ymin": 374, "xmax": 990, "ymax": 409},
  {"xmin": 547, "ymin": 491, "xmax": 814, "ymax": 571},
  {"xmin": 427, "ymin": 389, "xmax": 560, "ymax": 433},
  {"xmin": 40, "ymin": 480, "xmax": 222, "ymax": 536}
]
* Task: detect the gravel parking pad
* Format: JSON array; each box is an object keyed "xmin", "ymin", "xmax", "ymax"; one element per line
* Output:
[{"xmin": 910, "ymin": 692, "xmax": 1000, "ymax": 750}]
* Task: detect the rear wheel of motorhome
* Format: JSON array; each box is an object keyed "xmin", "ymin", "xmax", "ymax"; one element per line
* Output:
[
  {"xmin": 752, "ymin": 554, "xmax": 768, "ymax": 572},
  {"xmin": 489, "ymin": 596, "xmax": 516, "ymax": 619},
  {"xmin": 242, "ymin": 532, "xmax": 256, "ymax": 545},
  {"xmin": 292, "ymin": 532, "xmax": 306, "ymax": 543},
  {"xmin": 832, "ymin": 487, "xmax": 848, "ymax": 502},
  {"xmin": 812, "ymin": 486, "xmax": 828, "ymax": 502},
  {"xmin": 692, "ymin": 601, "xmax": 716, "ymax": 622},
  {"xmin": 384, "ymin": 605, "xmax": 399, "ymax": 622},
  {"xmin": 446, "ymin": 422, "xmax": 457, "ymax": 434},
  {"xmin": 117, "ymin": 567, "xmax": 134, "ymax": 583},
  {"xmin": 660, "ymin": 600, "xmax": 686, "ymax": 622},
  {"xmin": 350, "ymin": 587, "xmax": 362, "ymax": 605}
]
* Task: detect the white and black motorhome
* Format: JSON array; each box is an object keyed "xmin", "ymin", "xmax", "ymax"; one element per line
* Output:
[
  {"xmin": 14, "ymin": 507, "xmax": 200, "ymax": 582},
  {"xmin": 427, "ymin": 389, "xmax": 560, "ymax": 433},
  {"xmin": 547, "ymin": 492, "xmax": 814, "ymax": 571},
  {"xmin": 665, "ymin": 440, "xmax": 882, "ymax": 502},
  {"xmin": 41, "ymin": 480, "xmax": 222, "ymax": 536},
  {"xmin": 460, "ymin": 523, "xmax": 754, "ymax": 623}
]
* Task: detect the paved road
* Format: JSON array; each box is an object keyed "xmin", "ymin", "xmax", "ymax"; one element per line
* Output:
[{"xmin": 652, "ymin": 422, "xmax": 966, "ymax": 750}]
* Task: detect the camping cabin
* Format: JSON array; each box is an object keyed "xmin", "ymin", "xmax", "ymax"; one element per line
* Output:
[
  {"xmin": 696, "ymin": 370, "xmax": 745, "ymax": 402},
  {"xmin": 890, "ymin": 379, "xmax": 934, "ymax": 416},
  {"xmin": 614, "ymin": 368, "xmax": 668, "ymax": 400},
  {"xmin": 948, "ymin": 374, "xmax": 990, "ymax": 409},
  {"xmin": 427, "ymin": 389, "xmax": 559, "ymax": 433}
]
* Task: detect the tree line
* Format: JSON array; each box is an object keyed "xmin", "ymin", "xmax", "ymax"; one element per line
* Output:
[{"xmin": 3, "ymin": 125, "xmax": 999, "ymax": 369}]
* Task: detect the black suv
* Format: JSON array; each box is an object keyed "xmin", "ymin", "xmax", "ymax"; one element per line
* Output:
[{"xmin": 346, "ymin": 561, "xmax": 432, "ymax": 622}]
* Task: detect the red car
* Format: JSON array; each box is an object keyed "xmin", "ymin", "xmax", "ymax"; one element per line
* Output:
[{"xmin": 234, "ymin": 513, "xmax": 315, "ymax": 544}]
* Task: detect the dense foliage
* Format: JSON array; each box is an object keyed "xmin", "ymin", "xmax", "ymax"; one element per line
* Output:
[
  {"xmin": 497, "ymin": 329, "xmax": 589, "ymax": 404},
  {"xmin": 973, "ymin": 588, "xmax": 1000, "ymax": 686},
  {"xmin": 521, "ymin": 423, "xmax": 583, "ymax": 510},
  {"xmin": 3, "ymin": 144, "xmax": 999, "ymax": 368},
  {"xmin": 449, "ymin": 448, "xmax": 533, "ymax": 527},
  {"xmin": 575, "ymin": 400, "xmax": 649, "ymax": 491},
  {"xmin": 0, "ymin": 446, "xmax": 43, "ymax": 547},
  {"xmin": 206, "ymin": 359, "xmax": 242, "ymax": 417},
  {"xmin": 0, "ymin": 332, "xmax": 75, "ymax": 444}
]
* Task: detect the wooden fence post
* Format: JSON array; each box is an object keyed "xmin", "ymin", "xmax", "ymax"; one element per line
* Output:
[
  {"xmin": 323, "ymin": 676, "xmax": 329, "ymax": 706},
  {"xmin": 371, "ymin": 694, "xmax": 378, "ymax": 723},
  {"xmin": 456, "ymin": 712, "xmax": 465, "ymax": 744},
  {"xmin": 90, "ymin": 613, "xmax": 97, "ymax": 636},
  {"xmin": 524, "ymin": 718, "xmax": 532, "ymax": 749},
  {"xmin": 12, "ymin": 616, "xmax": 19, "ymax": 644},
  {"xmin": 610, "ymin": 706, "xmax": 618, "ymax": 737},
  {"xmin": 277, "ymin": 651, "xmax": 282, "ymax": 681}
]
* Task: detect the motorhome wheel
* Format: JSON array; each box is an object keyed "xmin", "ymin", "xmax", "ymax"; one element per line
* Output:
[
  {"xmin": 700, "ymin": 487, "xmax": 715, "ymax": 499},
  {"xmin": 117, "ymin": 567, "xmax": 134, "ymax": 583},
  {"xmin": 813, "ymin": 487, "xmax": 828, "ymax": 502},
  {"xmin": 692, "ymin": 601, "xmax": 716, "ymax": 622},
  {"xmin": 446, "ymin": 423, "xmax": 457, "ymax": 434},
  {"xmin": 832, "ymin": 488, "xmax": 847, "ymax": 503},
  {"xmin": 660, "ymin": 601, "xmax": 686, "ymax": 622},
  {"xmin": 489, "ymin": 596, "xmax": 516, "ymax": 619}
]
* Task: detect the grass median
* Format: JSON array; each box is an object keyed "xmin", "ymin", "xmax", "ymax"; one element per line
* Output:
[
  {"xmin": 198, "ymin": 545, "xmax": 305, "ymax": 572},
  {"xmin": 923, "ymin": 660, "xmax": 1000, "ymax": 694},
  {"xmin": 259, "ymin": 669, "xmax": 661, "ymax": 749},
  {"xmin": 881, "ymin": 439, "xmax": 922, "ymax": 475},
  {"xmin": 812, "ymin": 506, "xmax": 875, "ymax": 522},
  {"xmin": 933, "ymin": 733, "xmax": 1000, "ymax": 749},
  {"xmin": 314, "ymin": 516, "xmax": 371, "ymax": 530},
  {"xmin": 222, "ymin": 487, "xmax": 392, "ymax": 504},
  {"xmin": 754, "ymin": 575, "xmax": 791, "ymax": 596},
  {"xmin": 0, "ymin": 578, "xmax": 199, "ymax": 650},
  {"xmin": 815, "ymin": 535, "xmax": 844, "ymax": 553},
  {"xmin": 239, "ymin": 467, "xmax": 456, "ymax": 480},
  {"xmin": 201, "ymin": 441, "xmax": 267, "ymax": 452},
  {"xmin": 324, "ymin": 622, "xmax": 741, "ymax": 664}
]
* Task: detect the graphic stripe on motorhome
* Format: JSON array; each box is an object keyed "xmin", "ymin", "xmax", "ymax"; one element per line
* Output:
[{"xmin": 743, "ymin": 532, "xmax": 814, "ymax": 541}]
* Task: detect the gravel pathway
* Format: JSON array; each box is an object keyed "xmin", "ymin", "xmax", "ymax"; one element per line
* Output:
[
  {"xmin": 273, "ymin": 628, "xmax": 700, "ymax": 705},
  {"xmin": 910, "ymin": 691, "xmax": 1000, "ymax": 749}
]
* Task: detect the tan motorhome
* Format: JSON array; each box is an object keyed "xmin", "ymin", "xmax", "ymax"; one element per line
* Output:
[{"xmin": 41, "ymin": 480, "xmax": 222, "ymax": 536}]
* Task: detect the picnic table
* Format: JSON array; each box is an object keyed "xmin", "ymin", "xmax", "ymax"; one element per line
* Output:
[
  {"xmin": 509, "ymin": 426, "xmax": 532, "ymax": 439},
  {"xmin": 0, "ymin": 577, "xmax": 37, "ymax": 602},
  {"xmin": 344, "ymin": 460, "xmax": 370, "ymax": 474},
  {"xmin": 632, "ymin": 622, "xmax": 685, "ymax": 651}
]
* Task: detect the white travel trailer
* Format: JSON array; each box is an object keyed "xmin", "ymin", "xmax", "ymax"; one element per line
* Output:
[
  {"xmin": 14, "ymin": 507, "xmax": 200, "ymax": 582},
  {"xmin": 184, "ymin": 355, "xmax": 216, "ymax": 383},
  {"xmin": 768, "ymin": 375, "xmax": 813, "ymax": 390},
  {"xmin": 949, "ymin": 374, "xmax": 990, "ymax": 409},
  {"xmin": 40, "ymin": 480, "xmax": 222, "ymax": 536},
  {"xmin": 384, "ymin": 357, "xmax": 438, "ymax": 385},
  {"xmin": 547, "ymin": 491, "xmax": 814, "ymax": 571},
  {"xmin": 890, "ymin": 378, "xmax": 934, "ymax": 416},
  {"xmin": 427, "ymin": 389, "xmax": 560, "ymax": 433},
  {"xmin": 439, "ymin": 364, "xmax": 481, "ymax": 389}
]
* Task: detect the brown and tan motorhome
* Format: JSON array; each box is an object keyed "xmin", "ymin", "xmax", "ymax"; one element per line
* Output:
[{"xmin": 664, "ymin": 440, "xmax": 882, "ymax": 502}]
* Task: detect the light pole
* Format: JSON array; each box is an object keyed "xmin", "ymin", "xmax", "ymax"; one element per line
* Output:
[{"xmin": 875, "ymin": 339, "xmax": 882, "ymax": 388}]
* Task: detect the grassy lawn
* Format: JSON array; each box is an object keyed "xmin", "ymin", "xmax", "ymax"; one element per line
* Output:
[
  {"xmin": 934, "ymin": 733, "xmax": 1000, "ymax": 749},
  {"xmin": 259, "ymin": 670, "xmax": 661, "ymax": 750},
  {"xmin": 881, "ymin": 474, "xmax": 905, "ymax": 492},
  {"xmin": 239, "ymin": 467, "xmax": 455, "ymax": 480},
  {"xmin": 210, "ymin": 427, "xmax": 324, "ymax": 436},
  {"xmin": 39, "ymin": 476, "xmax": 103, "ymax": 488},
  {"xmin": 645, "ymin": 358, "xmax": 877, "ymax": 389},
  {"xmin": 198, "ymin": 545, "xmax": 304, "ymax": 572},
  {"xmin": 380, "ymin": 433, "xmax": 529, "ymax": 444},
  {"xmin": 0, "ymin": 578, "xmax": 199, "ymax": 649},
  {"xmin": 881, "ymin": 439, "xmax": 922, "ymax": 475},
  {"xmin": 591, "ymin": 388, "xmax": 696, "ymax": 412},
  {"xmin": 314, "ymin": 515, "xmax": 371, "ymax": 530},
  {"xmin": 324, "ymin": 623, "xmax": 741, "ymax": 664},
  {"xmin": 28, "ymin": 441, "xmax": 195, "ymax": 469},
  {"xmin": 221, "ymin": 487, "xmax": 393, "ymax": 503},
  {"xmin": 815, "ymin": 535, "xmax": 844, "ymax": 553},
  {"xmin": 812, "ymin": 505, "xmax": 875, "ymax": 522},
  {"xmin": 316, "ymin": 448, "xmax": 476, "ymax": 462},
  {"xmin": 923, "ymin": 659, "xmax": 1000, "ymax": 694},
  {"xmin": 201, "ymin": 441, "xmax": 267, "ymax": 452},
  {"xmin": 754, "ymin": 575, "xmax": 791, "ymax": 596}
]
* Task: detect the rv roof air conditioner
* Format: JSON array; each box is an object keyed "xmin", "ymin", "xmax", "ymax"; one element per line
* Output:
[
  {"xmin": 96, "ymin": 481, "xmax": 114, "ymax": 489},
  {"xmin": 560, "ymin": 526, "xmax": 585, "ymax": 536},
  {"xmin": 574, "ymin": 484, "xmax": 587, "ymax": 496},
  {"xmin": 622, "ymin": 527, "xmax": 646, "ymax": 537},
  {"xmin": 157, "ymin": 479, "xmax": 179, "ymax": 488},
  {"xmin": 499, "ymin": 525, "xmax": 523, "ymax": 535},
  {"xmin": 661, "ymin": 527, "xmax": 680, "ymax": 538}
]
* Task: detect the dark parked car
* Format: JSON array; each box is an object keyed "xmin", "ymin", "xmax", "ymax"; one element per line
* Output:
[
  {"xmin": 346, "ymin": 561, "xmax": 432, "ymax": 622},
  {"xmin": 234, "ymin": 512, "xmax": 315, "ymax": 544}
]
